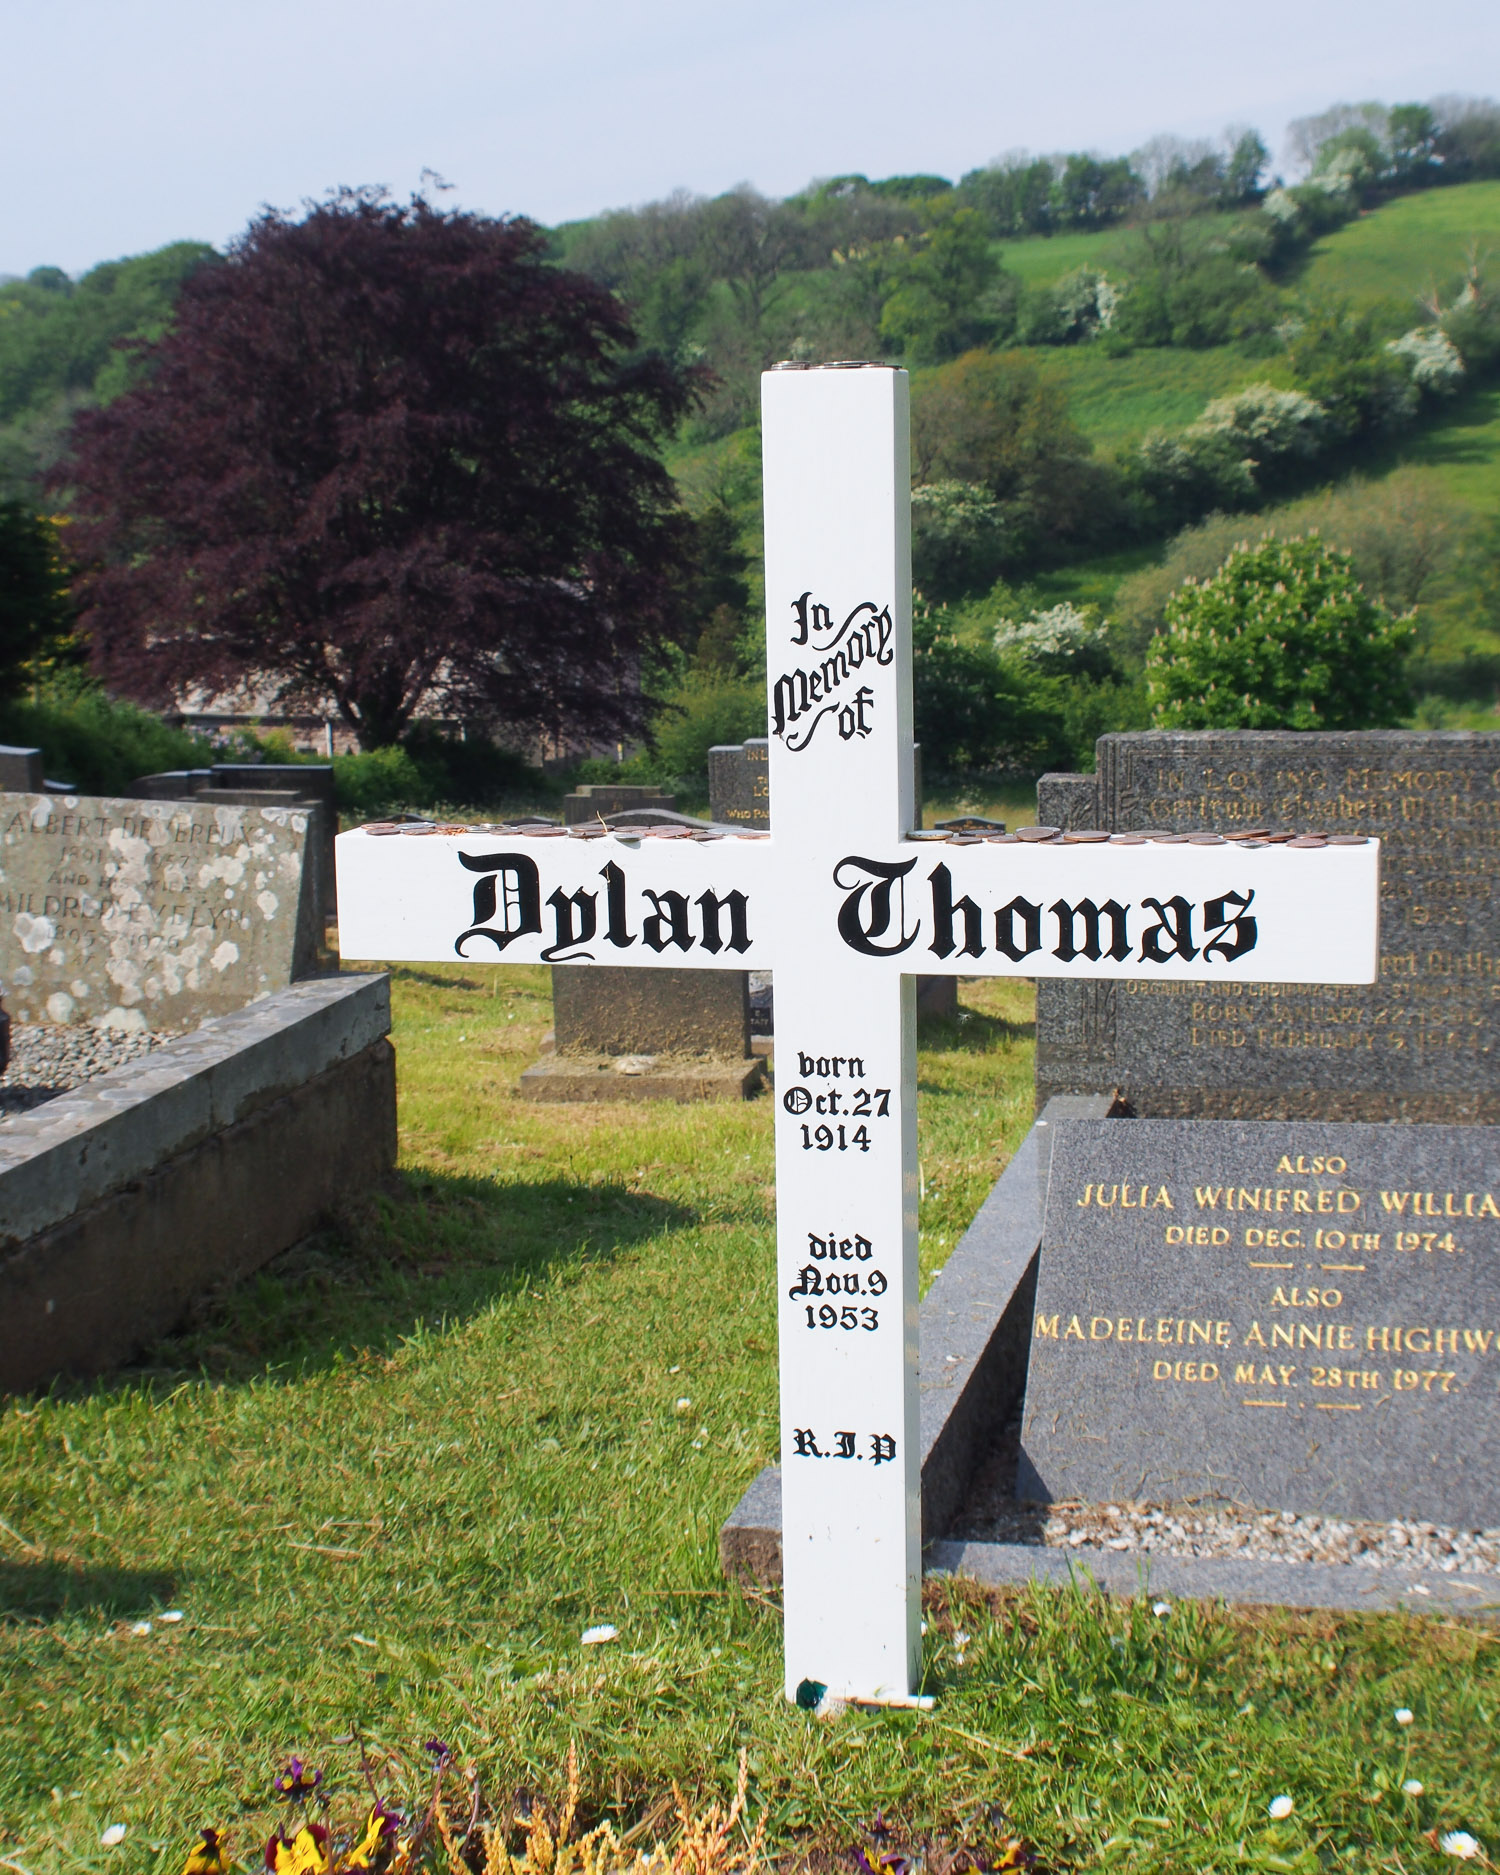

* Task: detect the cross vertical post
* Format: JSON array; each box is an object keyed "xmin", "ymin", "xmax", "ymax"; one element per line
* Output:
[{"xmin": 762, "ymin": 364, "xmax": 922, "ymax": 1704}]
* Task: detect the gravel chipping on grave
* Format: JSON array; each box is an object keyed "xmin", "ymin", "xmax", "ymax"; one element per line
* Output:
[
  {"xmin": 0, "ymin": 1023, "xmax": 175, "ymax": 1116},
  {"xmin": 958, "ymin": 1499, "xmax": 1500, "ymax": 1575},
  {"xmin": 950, "ymin": 1419, "xmax": 1500, "ymax": 1574}
]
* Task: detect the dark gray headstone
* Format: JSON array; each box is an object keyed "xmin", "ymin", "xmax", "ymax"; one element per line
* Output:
[
  {"xmin": 708, "ymin": 738, "xmax": 925, "ymax": 831},
  {"xmin": 209, "ymin": 763, "xmax": 335, "ymax": 805},
  {"xmin": 1018, "ymin": 1117, "xmax": 1500, "ymax": 1526},
  {"xmin": 1035, "ymin": 771, "xmax": 1101, "ymax": 832},
  {"xmin": 562, "ymin": 784, "xmax": 675, "ymax": 826},
  {"xmin": 0, "ymin": 747, "xmax": 45, "ymax": 792},
  {"xmin": 552, "ymin": 966, "xmax": 749, "ymax": 1058},
  {"xmin": 1036, "ymin": 731, "xmax": 1500, "ymax": 1121},
  {"xmin": 708, "ymin": 740, "xmax": 771, "ymax": 830}
]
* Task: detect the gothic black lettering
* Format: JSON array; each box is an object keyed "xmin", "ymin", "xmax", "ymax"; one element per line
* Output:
[
  {"xmin": 642, "ymin": 889, "xmax": 694, "ymax": 953},
  {"xmin": 455, "ymin": 851, "xmax": 542, "ymax": 956},
  {"xmin": 834, "ymin": 855, "xmax": 919, "ymax": 957},
  {"xmin": 600, "ymin": 861, "xmax": 634, "ymax": 949},
  {"xmin": 541, "ymin": 886, "xmax": 598, "ymax": 962},
  {"xmin": 1051, "ymin": 897, "xmax": 1130, "ymax": 963},
  {"xmin": 1202, "ymin": 888, "xmax": 1258, "ymax": 963},
  {"xmin": 994, "ymin": 895, "xmax": 1043, "ymax": 962},
  {"xmin": 928, "ymin": 863, "xmax": 984, "ymax": 960},
  {"xmin": 1139, "ymin": 894, "xmax": 1198, "ymax": 964},
  {"xmin": 697, "ymin": 888, "xmax": 751, "ymax": 955},
  {"xmin": 772, "ymin": 596, "xmax": 893, "ymax": 751}
]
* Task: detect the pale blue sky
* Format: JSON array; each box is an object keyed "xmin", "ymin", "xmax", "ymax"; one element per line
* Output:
[{"xmin": 4, "ymin": 0, "xmax": 1497, "ymax": 277}]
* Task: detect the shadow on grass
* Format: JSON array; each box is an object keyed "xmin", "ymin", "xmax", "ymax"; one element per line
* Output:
[
  {"xmin": 384, "ymin": 965, "xmax": 484, "ymax": 992},
  {"xmin": 0, "ymin": 1559, "xmax": 176, "ymax": 1623},
  {"xmin": 918, "ymin": 1005, "xmax": 1036, "ymax": 1055},
  {"xmin": 1331, "ymin": 382, "xmax": 1500, "ymax": 479},
  {"xmin": 105, "ymin": 1171, "xmax": 693, "ymax": 1396}
]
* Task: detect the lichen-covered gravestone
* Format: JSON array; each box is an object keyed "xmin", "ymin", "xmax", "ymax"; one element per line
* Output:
[{"xmin": 0, "ymin": 792, "xmax": 324, "ymax": 1031}]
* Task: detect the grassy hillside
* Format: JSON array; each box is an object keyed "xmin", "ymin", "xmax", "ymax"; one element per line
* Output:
[
  {"xmin": 1298, "ymin": 180, "xmax": 1500, "ymax": 307},
  {"xmin": 1036, "ymin": 342, "xmax": 1293, "ymax": 446}
]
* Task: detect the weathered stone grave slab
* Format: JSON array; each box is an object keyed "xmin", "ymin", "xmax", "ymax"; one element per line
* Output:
[
  {"xmin": 521, "ymin": 961, "xmax": 762, "ymax": 1103},
  {"xmin": 131, "ymin": 765, "xmax": 338, "ymax": 935},
  {"xmin": 1018, "ymin": 1117, "xmax": 1500, "ymax": 1527},
  {"xmin": 0, "ymin": 791, "xmax": 324, "ymax": 1031},
  {"xmin": 1036, "ymin": 730, "xmax": 1500, "ymax": 1119}
]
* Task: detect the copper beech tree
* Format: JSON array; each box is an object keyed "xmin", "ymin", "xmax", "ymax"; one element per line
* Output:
[{"xmin": 59, "ymin": 190, "xmax": 700, "ymax": 749}]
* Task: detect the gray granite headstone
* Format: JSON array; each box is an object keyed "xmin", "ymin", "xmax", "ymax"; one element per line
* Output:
[
  {"xmin": 708, "ymin": 740, "xmax": 771, "ymax": 830},
  {"xmin": 707, "ymin": 739, "xmax": 926, "ymax": 831},
  {"xmin": 1018, "ymin": 1117, "xmax": 1500, "ymax": 1526},
  {"xmin": 548, "ymin": 784, "xmax": 750, "ymax": 1074},
  {"xmin": 0, "ymin": 791, "xmax": 324, "ymax": 1030},
  {"xmin": 1036, "ymin": 731, "xmax": 1500, "ymax": 1121}
]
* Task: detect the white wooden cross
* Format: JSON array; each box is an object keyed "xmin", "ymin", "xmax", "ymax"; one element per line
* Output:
[{"xmin": 336, "ymin": 363, "xmax": 1381, "ymax": 1707}]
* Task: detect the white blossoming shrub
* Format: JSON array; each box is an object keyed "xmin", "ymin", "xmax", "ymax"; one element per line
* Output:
[
  {"xmin": 910, "ymin": 480, "xmax": 1009, "ymax": 603},
  {"xmin": 1387, "ymin": 327, "xmax": 1466, "ymax": 393},
  {"xmin": 1051, "ymin": 267, "xmax": 1123, "ymax": 340},
  {"xmin": 994, "ymin": 603, "xmax": 1110, "ymax": 669},
  {"xmin": 1189, "ymin": 383, "xmax": 1327, "ymax": 460},
  {"xmin": 1262, "ymin": 187, "xmax": 1301, "ymax": 226},
  {"xmin": 1310, "ymin": 147, "xmax": 1371, "ymax": 195}
]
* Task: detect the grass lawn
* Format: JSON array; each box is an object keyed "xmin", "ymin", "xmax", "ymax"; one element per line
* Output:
[{"xmin": 3, "ymin": 968, "xmax": 1498, "ymax": 1873}]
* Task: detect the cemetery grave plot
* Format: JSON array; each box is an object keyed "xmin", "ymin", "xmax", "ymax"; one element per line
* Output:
[
  {"xmin": 0, "ymin": 792, "xmax": 326, "ymax": 1117},
  {"xmin": 0, "ymin": 785, "xmax": 388, "ymax": 1391},
  {"xmin": 0, "ymin": 1019, "xmax": 167, "ymax": 1115},
  {"xmin": 5, "ymin": 959, "xmax": 1499, "ymax": 1875},
  {"xmin": 341, "ymin": 363, "xmax": 1382, "ymax": 1707}
]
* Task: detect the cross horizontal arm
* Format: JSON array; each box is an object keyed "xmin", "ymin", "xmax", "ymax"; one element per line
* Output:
[
  {"xmin": 336, "ymin": 825, "xmax": 1379, "ymax": 986},
  {"xmin": 826, "ymin": 835, "xmax": 1380, "ymax": 983},
  {"xmin": 335, "ymin": 826, "xmax": 775, "ymax": 968}
]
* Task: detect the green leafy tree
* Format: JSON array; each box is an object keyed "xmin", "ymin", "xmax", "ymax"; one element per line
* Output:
[
  {"xmin": 910, "ymin": 350, "xmax": 1110, "ymax": 561},
  {"xmin": 878, "ymin": 205, "xmax": 1011, "ymax": 364},
  {"xmin": 0, "ymin": 505, "xmax": 75, "ymax": 698},
  {"xmin": 1221, "ymin": 130, "xmax": 1269, "ymax": 204},
  {"xmin": 1287, "ymin": 302, "xmax": 1417, "ymax": 436},
  {"xmin": 0, "ymin": 244, "xmax": 216, "ymax": 498},
  {"xmin": 1387, "ymin": 104, "xmax": 1439, "ymax": 179},
  {"xmin": 912, "ymin": 607, "xmax": 1069, "ymax": 777},
  {"xmin": 1146, "ymin": 535, "xmax": 1415, "ymax": 729}
]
